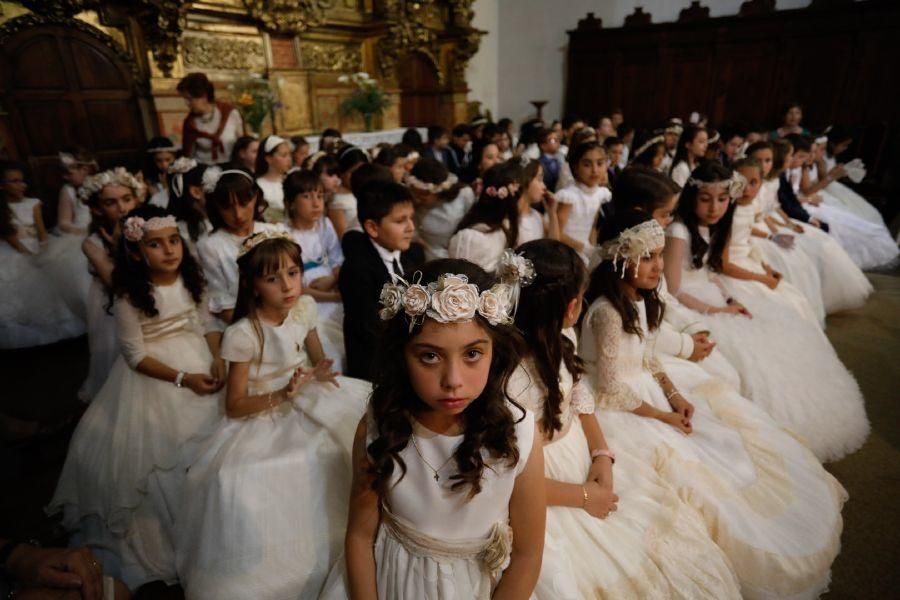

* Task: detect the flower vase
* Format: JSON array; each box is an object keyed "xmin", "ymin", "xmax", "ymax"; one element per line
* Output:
[{"xmin": 363, "ymin": 112, "xmax": 374, "ymax": 132}]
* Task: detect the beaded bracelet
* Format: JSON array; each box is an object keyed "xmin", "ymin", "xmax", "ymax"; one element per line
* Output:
[{"xmin": 581, "ymin": 485, "xmax": 589, "ymax": 508}]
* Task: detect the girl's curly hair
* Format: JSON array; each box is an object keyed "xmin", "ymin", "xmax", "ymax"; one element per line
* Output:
[
  {"xmin": 367, "ymin": 258, "xmax": 526, "ymax": 499},
  {"xmin": 108, "ymin": 204, "xmax": 205, "ymax": 317}
]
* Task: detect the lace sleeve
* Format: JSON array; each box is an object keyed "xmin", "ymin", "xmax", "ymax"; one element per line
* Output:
[
  {"xmin": 587, "ymin": 304, "xmax": 644, "ymax": 412},
  {"xmin": 642, "ymin": 334, "xmax": 665, "ymax": 375},
  {"xmin": 570, "ymin": 380, "xmax": 595, "ymax": 414}
]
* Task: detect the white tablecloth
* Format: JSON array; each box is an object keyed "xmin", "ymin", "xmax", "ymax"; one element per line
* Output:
[{"xmin": 303, "ymin": 127, "xmax": 427, "ymax": 151}]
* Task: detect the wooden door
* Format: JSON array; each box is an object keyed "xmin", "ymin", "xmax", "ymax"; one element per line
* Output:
[
  {"xmin": 0, "ymin": 23, "xmax": 146, "ymax": 224},
  {"xmin": 397, "ymin": 52, "xmax": 441, "ymax": 127}
]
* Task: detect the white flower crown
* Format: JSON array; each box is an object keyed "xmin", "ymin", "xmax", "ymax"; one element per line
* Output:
[
  {"xmin": 406, "ymin": 172, "xmax": 459, "ymax": 194},
  {"xmin": 380, "ymin": 273, "xmax": 514, "ymax": 330},
  {"xmin": 78, "ymin": 167, "xmax": 144, "ymax": 201},
  {"xmin": 123, "ymin": 215, "xmax": 178, "ymax": 242},
  {"xmin": 237, "ymin": 229, "xmax": 295, "ymax": 258},
  {"xmin": 686, "ymin": 171, "xmax": 747, "ymax": 200},
  {"xmin": 595, "ymin": 220, "xmax": 665, "ymax": 278}
]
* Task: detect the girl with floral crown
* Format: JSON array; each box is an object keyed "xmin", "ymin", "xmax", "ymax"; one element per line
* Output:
[
  {"xmin": 448, "ymin": 161, "xmax": 523, "ymax": 272},
  {"xmin": 582, "ymin": 212, "xmax": 848, "ymax": 599},
  {"xmin": 321, "ymin": 258, "xmax": 545, "ymax": 600},
  {"xmin": 664, "ymin": 161, "xmax": 869, "ymax": 462},
  {"xmin": 177, "ymin": 232, "xmax": 369, "ymax": 598},
  {"xmin": 407, "ymin": 157, "xmax": 474, "ymax": 261},
  {"xmin": 508, "ymin": 241, "xmax": 740, "ymax": 599},
  {"xmin": 49, "ymin": 204, "xmax": 224, "ymax": 591}
]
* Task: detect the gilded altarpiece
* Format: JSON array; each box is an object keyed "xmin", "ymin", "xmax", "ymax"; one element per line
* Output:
[{"xmin": 0, "ymin": 0, "xmax": 483, "ymax": 148}]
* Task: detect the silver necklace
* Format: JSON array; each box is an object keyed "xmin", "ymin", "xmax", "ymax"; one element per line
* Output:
[{"xmin": 410, "ymin": 434, "xmax": 455, "ymax": 483}]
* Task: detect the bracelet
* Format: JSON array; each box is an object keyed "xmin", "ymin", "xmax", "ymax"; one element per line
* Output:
[
  {"xmin": 590, "ymin": 448, "xmax": 616, "ymax": 464},
  {"xmin": 581, "ymin": 485, "xmax": 589, "ymax": 509},
  {"xmin": 666, "ymin": 390, "xmax": 680, "ymax": 400},
  {"xmin": 174, "ymin": 371, "xmax": 186, "ymax": 388}
]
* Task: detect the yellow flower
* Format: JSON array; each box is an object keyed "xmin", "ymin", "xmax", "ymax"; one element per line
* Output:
[{"xmin": 238, "ymin": 92, "xmax": 254, "ymax": 107}]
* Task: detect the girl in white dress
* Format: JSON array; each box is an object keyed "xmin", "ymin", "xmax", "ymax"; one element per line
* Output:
[
  {"xmin": 786, "ymin": 134, "xmax": 898, "ymax": 269},
  {"xmin": 668, "ymin": 124, "xmax": 708, "ymax": 188},
  {"xmin": 77, "ymin": 169, "xmax": 141, "ymax": 401},
  {"xmin": 142, "ymin": 136, "xmax": 178, "ymax": 209},
  {"xmin": 556, "ymin": 142, "xmax": 612, "ymax": 263},
  {"xmin": 582, "ymin": 215, "xmax": 847, "ymax": 599},
  {"xmin": 329, "ymin": 146, "xmax": 370, "ymax": 238},
  {"xmin": 177, "ymin": 232, "xmax": 369, "ymax": 599},
  {"xmin": 516, "ymin": 160, "xmax": 560, "ymax": 245},
  {"xmin": 610, "ymin": 166, "xmax": 743, "ymax": 391},
  {"xmin": 166, "ymin": 157, "xmax": 212, "ymax": 258},
  {"xmin": 321, "ymin": 258, "xmax": 545, "ymax": 600},
  {"xmin": 664, "ymin": 162, "xmax": 869, "ymax": 462},
  {"xmin": 255, "ymin": 135, "xmax": 292, "ymax": 223},
  {"xmin": 448, "ymin": 162, "xmax": 521, "ymax": 272},
  {"xmin": 56, "ymin": 149, "xmax": 96, "ymax": 235},
  {"xmin": 408, "ymin": 157, "xmax": 474, "ymax": 260},
  {"xmin": 720, "ymin": 159, "xmax": 823, "ymax": 325},
  {"xmin": 0, "ymin": 162, "xmax": 83, "ymax": 349},
  {"xmin": 285, "ymin": 170, "xmax": 346, "ymax": 372},
  {"xmin": 819, "ymin": 129, "xmax": 885, "ymax": 224},
  {"xmin": 196, "ymin": 168, "xmax": 284, "ymax": 326},
  {"xmin": 509, "ymin": 242, "xmax": 741, "ymax": 599},
  {"xmin": 748, "ymin": 142, "xmax": 872, "ymax": 314},
  {"xmin": 49, "ymin": 204, "xmax": 225, "ymax": 591}
]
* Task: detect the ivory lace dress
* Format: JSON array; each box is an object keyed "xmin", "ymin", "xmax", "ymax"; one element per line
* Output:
[
  {"xmin": 580, "ymin": 298, "xmax": 847, "ymax": 599},
  {"xmin": 508, "ymin": 359, "xmax": 740, "ymax": 600},
  {"xmin": 320, "ymin": 404, "xmax": 536, "ymax": 600}
]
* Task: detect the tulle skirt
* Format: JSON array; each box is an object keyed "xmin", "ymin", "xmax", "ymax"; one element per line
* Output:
[
  {"xmin": 822, "ymin": 181, "xmax": 885, "ymax": 225},
  {"xmin": 805, "ymin": 200, "xmax": 899, "ymax": 270},
  {"xmin": 677, "ymin": 274, "xmax": 869, "ymax": 462},
  {"xmin": 176, "ymin": 377, "xmax": 370, "ymax": 600},
  {"xmin": 40, "ymin": 232, "xmax": 92, "ymax": 322},
  {"xmin": 48, "ymin": 331, "xmax": 223, "ymax": 589},
  {"xmin": 536, "ymin": 417, "xmax": 741, "ymax": 599},
  {"xmin": 720, "ymin": 257, "xmax": 822, "ymax": 327},
  {"xmin": 78, "ymin": 278, "xmax": 119, "ymax": 402},
  {"xmin": 587, "ymin": 371, "xmax": 847, "ymax": 599}
]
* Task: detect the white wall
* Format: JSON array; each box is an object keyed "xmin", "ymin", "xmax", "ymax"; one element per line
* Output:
[
  {"xmin": 465, "ymin": 0, "xmax": 818, "ymax": 125},
  {"xmin": 465, "ymin": 0, "xmax": 499, "ymax": 118}
]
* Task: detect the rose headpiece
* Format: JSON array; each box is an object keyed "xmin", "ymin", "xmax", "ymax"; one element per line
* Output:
[
  {"xmin": 237, "ymin": 229, "xmax": 296, "ymax": 258},
  {"xmin": 123, "ymin": 215, "xmax": 178, "ymax": 242},
  {"xmin": 379, "ymin": 273, "xmax": 514, "ymax": 331},
  {"xmin": 686, "ymin": 171, "xmax": 746, "ymax": 201},
  {"xmin": 201, "ymin": 166, "xmax": 254, "ymax": 194},
  {"xmin": 496, "ymin": 249, "xmax": 536, "ymax": 317},
  {"xmin": 484, "ymin": 182, "xmax": 520, "ymax": 199},
  {"xmin": 78, "ymin": 167, "xmax": 144, "ymax": 201},
  {"xmin": 168, "ymin": 157, "xmax": 198, "ymax": 198},
  {"xmin": 406, "ymin": 172, "xmax": 459, "ymax": 194},
  {"xmin": 595, "ymin": 219, "xmax": 665, "ymax": 278}
]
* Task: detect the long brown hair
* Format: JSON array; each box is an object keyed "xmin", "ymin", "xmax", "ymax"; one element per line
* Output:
[
  {"xmin": 232, "ymin": 237, "xmax": 304, "ymax": 366},
  {"xmin": 367, "ymin": 259, "xmax": 526, "ymax": 499}
]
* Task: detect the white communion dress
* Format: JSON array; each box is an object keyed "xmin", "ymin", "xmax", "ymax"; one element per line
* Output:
[
  {"xmin": 448, "ymin": 223, "xmax": 509, "ymax": 272},
  {"xmin": 753, "ymin": 179, "xmax": 872, "ymax": 314},
  {"xmin": 48, "ymin": 278, "xmax": 223, "ymax": 590},
  {"xmin": 320, "ymin": 403, "xmax": 536, "ymax": 600},
  {"xmin": 256, "ymin": 176, "xmax": 286, "ymax": 223},
  {"xmin": 77, "ymin": 234, "xmax": 120, "ymax": 402},
  {"xmin": 821, "ymin": 155, "xmax": 885, "ymax": 225},
  {"xmin": 289, "ymin": 217, "xmax": 346, "ymax": 372},
  {"xmin": 556, "ymin": 182, "xmax": 611, "ymax": 263},
  {"xmin": 329, "ymin": 191, "xmax": 360, "ymax": 234},
  {"xmin": 0, "ymin": 197, "xmax": 84, "ymax": 348},
  {"xmin": 508, "ymin": 359, "xmax": 741, "ymax": 600},
  {"xmin": 196, "ymin": 222, "xmax": 286, "ymax": 319},
  {"xmin": 45, "ymin": 183, "xmax": 92, "ymax": 321},
  {"xmin": 176, "ymin": 296, "xmax": 369, "ymax": 599},
  {"xmin": 415, "ymin": 186, "xmax": 477, "ymax": 260},
  {"xmin": 580, "ymin": 298, "xmax": 847, "ymax": 599},
  {"xmin": 665, "ymin": 220, "xmax": 870, "ymax": 462},
  {"xmin": 724, "ymin": 198, "xmax": 824, "ymax": 325}
]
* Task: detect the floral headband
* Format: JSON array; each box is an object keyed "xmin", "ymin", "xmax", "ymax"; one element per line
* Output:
[
  {"xmin": 78, "ymin": 167, "xmax": 144, "ymax": 201},
  {"xmin": 123, "ymin": 215, "xmax": 178, "ymax": 242},
  {"xmin": 686, "ymin": 172, "xmax": 746, "ymax": 200},
  {"xmin": 406, "ymin": 172, "xmax": 459, "ymax": 193},
  {"xmin": 59, "ymin": 152, "xmax": 97, "ymax": 170},
  {"xmin": 168, "ymin": 157, "xmax": 198, "ymax": 197},
  {"xmin": 484, "ymin": 182, "xmax": 520, "ymax": 199},
  {"xmin": 237, "ymin": 229, "xmax": 296, "ymax": 258},
  {"xmin": 596, "ymin": 219, "xmax": 666, "ymax": 278},
  {"xmin": 632, "ymin": 135, "xmax": 665, "ymax": 159},
  {"xmin": 496, "ymin": 249, "xmax": 536, "ymax": 316},
  {"xmin": 202, "ymin": 166, "xmax": 254, "ymax": 193},
  {"xmin": 379, "ymin": 273, "xmax": 514, "ymax": 331}
]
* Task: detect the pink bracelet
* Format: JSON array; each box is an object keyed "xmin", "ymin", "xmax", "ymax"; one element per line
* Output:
[{"xmin": 590, "ymin": 448, "xmax": 616, "ymax": 464}]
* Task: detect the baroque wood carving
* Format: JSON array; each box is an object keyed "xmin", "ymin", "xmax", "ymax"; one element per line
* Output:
[
  {"xmin": 242, "ymin": 0, "xmax": 335, "ymax": 34},
  {"xmin": 182, "ymin": 35, "xmax": 266, "ymax": 71},
  {"xmin": 298, "ymin": 42, "xmax": 362, "ymax": 72}
]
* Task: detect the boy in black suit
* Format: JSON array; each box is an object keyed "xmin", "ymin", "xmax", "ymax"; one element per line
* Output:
[{"xmin": 339, "ymin": 181, "xmax": 425, "ymax": 379}]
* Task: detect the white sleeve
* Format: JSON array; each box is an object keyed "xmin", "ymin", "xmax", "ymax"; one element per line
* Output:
[
  {"xmin": 651, "ymin": 320, "xmax": 695, "ymax": 359},
  {"xmin": 586, "ymin": 304, "xmax": 644, "ymax": 411},
  {"xmin": 671, "ymin": 162, "xmax": 690, "ymax": 188},
  {"xmin": 323, "ymin": 219, "xmax": 344, "ymax": 267},
  {"xmin": 114, "ymin": 297, "xmax": 146, "ymax": 369},
  {"xmin": 197, "ymin": 239, "xmax": 236, "ymax": 312},
  {"xmin": 447, "ymin": 229, "xmax": 497, "ymax": 272}
]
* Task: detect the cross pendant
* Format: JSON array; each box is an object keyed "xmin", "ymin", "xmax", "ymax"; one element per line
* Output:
[{"xmin": 433, "ymin": 473, "xmax": 440, "ymax": 482}]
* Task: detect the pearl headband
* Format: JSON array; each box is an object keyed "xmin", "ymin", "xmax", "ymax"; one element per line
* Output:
[
  {"xmin": 686, "ymin": 171, "xmax": 747, "ymax": 200},
  {"xmin": 123, "ymin": 215, "xmax": 178, "ymax": 242},
  {"xmin": 595, "ymin": 219, "xmax": 666, "ymax": 278}
]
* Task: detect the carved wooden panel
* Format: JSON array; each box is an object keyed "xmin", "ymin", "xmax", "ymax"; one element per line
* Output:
[
  {"xmin": 397, "ymin": 51, "xmax": 440, "ymax": 127},
  {"xmin": 10, "ymin": 35, "xmax": 68, "ymax": 90}
]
